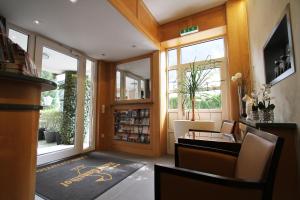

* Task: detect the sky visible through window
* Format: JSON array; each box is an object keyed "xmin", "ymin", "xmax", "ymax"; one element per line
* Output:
[
  {"xmin": 181, "ymin": 38, "xmax": 224, "ymax": 64},
  {"xmin": 167, "ymin": 49, "xmax": 177, "ymax": 67},
  {"xmin": 8, "ymin": 29, "xmax": 28, "ymax": 51}
]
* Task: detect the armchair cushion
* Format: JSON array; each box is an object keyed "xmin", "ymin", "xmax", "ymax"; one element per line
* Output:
[
  {"xmin": 235, "ymin": 132, "xmax": 275, "ymax": 181},
  {"xmin": 177, "ymin": 145, "xmax": 237, "ymax": 177}
]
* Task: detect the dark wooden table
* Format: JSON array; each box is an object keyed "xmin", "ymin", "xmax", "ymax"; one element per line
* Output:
[{"xmin": 178, "ymin": 131, "xmax": 242, "ymax": 152}]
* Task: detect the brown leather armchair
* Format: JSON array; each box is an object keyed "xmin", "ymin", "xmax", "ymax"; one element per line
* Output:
[
  {"xmin": 155, "ymin": 127, "xmax": 283, "ymax": 200},
  {"xmin": 189, "ymin": 120, "xmax": 236, "ymax": 134}
]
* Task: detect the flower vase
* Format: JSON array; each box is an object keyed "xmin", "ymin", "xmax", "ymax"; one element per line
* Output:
[
  {"xmin": 251, "ymin": 110, "xmax": 259, "ymax": 121},
  {"xmin": 238, "ymin": 85, "xmax": 246, "ymax": 117},
  {"xmin": 260, "ymin": 109, "xmax": 274, "ymax": 122}
]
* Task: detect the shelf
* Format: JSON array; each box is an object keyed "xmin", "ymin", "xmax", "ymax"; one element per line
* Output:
[
  {"xmin": 114, "ymin": 108, "xmax": 151, "ymax": 145},
  {"xmin": 0, "ymin": 104, "xmax": 43, "ymax": 111},
  {"xmin": 113, "ymin": 138, "xmax": 150, "ymax": 145},
  {"xmin": 239, "ymin": 118, "xmax": 297, "ymax": 129},
  {"xmin": 113, "ymin": 99, "xmax": 153, "ymax": 106},
  {"xmin": 115, "ymin": 123, "xmax": 150, "ymax": 126},
  {"xmin": 0, "ymin": 71, "xmax": 57, "ymax": 92}
]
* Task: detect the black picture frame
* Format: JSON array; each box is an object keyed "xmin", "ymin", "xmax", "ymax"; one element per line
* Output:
[{"xmin": 263, "ymin": 4, "xmax": 295, "ymax": 86}]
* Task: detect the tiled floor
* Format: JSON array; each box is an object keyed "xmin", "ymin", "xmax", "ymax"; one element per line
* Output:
[{"xmin": 35, "ymin": 151, "xmax": 174, "ymax": 200}]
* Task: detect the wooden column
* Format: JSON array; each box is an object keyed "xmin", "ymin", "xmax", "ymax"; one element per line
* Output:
[
  {"xmin": 226, "ymin": 0, "xmax": 252, "ymax": 121},
  {"xmin": 0, "ymin": 72, "xmax": 56, "ymax": 200}
]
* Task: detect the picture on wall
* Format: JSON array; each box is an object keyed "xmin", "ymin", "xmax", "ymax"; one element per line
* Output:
[{"xmin": 263, "ymin": 4, "xmax": 295, "ymax": 85}]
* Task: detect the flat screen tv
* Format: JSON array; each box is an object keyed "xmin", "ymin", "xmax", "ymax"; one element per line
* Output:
[{"xmin": 263, "ymin": 4, "xmax": 295, "ymax": 85}]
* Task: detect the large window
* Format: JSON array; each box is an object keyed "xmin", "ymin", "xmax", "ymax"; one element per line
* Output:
[
  {"xmin": 8, "ymin": 28, "xmax": 29, "ymax": 51},
  {"xmin": 167, "ymin": 38, "xmax": 226, "ymax": 111}
]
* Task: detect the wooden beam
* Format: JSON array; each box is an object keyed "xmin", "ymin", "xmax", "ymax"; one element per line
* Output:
[
  {"xmin": 108, "ymin": 0, "xmax": 160, "ymax": 48},
  {"xmin": 226, "ymin": 0, "xmax": 251, "ymax": 121}
]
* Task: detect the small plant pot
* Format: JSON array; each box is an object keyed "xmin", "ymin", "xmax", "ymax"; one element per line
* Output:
[
  {"xmin": 56, "ymin": 133, "xmax": 62, "ymax": 145},
  {"xmin": 38, "ymin": 128, "xmax": 46, "ymax": 140},
  {"xmin": 44, "ymin": 131, "xmax": 57, "ymax": 143}
]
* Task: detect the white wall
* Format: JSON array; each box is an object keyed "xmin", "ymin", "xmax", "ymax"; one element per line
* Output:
[
  {"xmin": 247, "ymin": 0, "xmax": 300, "ymax": 123},
  {"xmin": 247, "ymin": 0, "xmax": 300, "ymax": 181}
]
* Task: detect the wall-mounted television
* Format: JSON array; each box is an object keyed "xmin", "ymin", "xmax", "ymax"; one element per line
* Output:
[{"xmin": 263, "ymin": 4, "xmax": 295, "ymax": 85}]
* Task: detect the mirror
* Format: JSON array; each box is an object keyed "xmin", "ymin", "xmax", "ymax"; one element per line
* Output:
[{"xmin": 115, "ymin": 57, "xmax": 151, "ymax": 101}]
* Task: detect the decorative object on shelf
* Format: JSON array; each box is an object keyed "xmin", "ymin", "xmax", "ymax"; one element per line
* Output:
[
  {"xmin": 257, "ymin": 84, "xmax": 275, "ymax": 122},
  {"xmin": 0, "ymin": 23, "xmax": 38, "ymax": 76},
  {"xmin": 242, "ymin": 94, "xmax": 254, "ymax": 120},
  {"xmin": 250, "ymin": 90, "xmax": 260, "ymax": 121},
  {"xmin": 114, "ymin": 109, "xmax": 150, "ymax": 144},
  {"xmin": 231, "ymin": 72, "xmax": 247, "ymax": 117},
  {"xmin": 178, "ymin": 56, "xmax": 220, "ymax": 121},
  {"xmin": 263, "ymin": 4, "xmax": 295, "ymax": 86}
]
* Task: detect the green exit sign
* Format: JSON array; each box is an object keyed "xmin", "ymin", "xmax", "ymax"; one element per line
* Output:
[{"xmin": 180, "ymin": 25, "xmax": 199, "ymax": 36}]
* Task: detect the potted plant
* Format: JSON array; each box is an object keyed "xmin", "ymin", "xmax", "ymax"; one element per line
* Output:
[
  {"xmin": 178, "ymin": 57, "xmax": 219, "ymax": 121},
  {"xmin": 41, "ymin": 109, "xmax": 62, "ymax": 143},
  {"xmin": 257, "ymin": 84, "xmax": 275, "ymax": 122}
]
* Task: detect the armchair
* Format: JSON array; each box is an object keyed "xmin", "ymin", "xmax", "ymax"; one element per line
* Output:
[
  {"xmin": 155, "ymin": 127, "xmax": 283, "ymax": 200},
  {"xmin": 189, "ymin": 119, "xmax": 235, "ymax": 133}
]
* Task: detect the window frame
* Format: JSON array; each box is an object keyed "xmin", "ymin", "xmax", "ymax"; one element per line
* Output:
[
  {"xmin": 6, "ymin": 23, "xmax": 35, "ymax": 57},
  {"xmin": 166, "ymin": 37, "xmax": 228, "ymax": 115}
]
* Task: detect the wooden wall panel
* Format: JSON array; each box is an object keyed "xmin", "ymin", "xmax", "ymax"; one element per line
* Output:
[
  {"xmin": 226, "ymin": 0, "xmax": 251, "ymax": 121},
  {"xmin": 96, "ymin": 61, "xmax": 115, "ymax": 151},
  {"xmin": 160, "ymin": 5, "xmax": 226, "ymax": 42},
  {"xmin": 96, "ymin": 51, "xmax": 167, "ymax": 156}
]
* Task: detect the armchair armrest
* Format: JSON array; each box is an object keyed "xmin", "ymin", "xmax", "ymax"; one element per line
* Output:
[
  {"xmin": 178, "ymin": 137, "xmax": 242, "ymax": 153},
  {"xmin": 189, "ymin": 129, "xmax": 220, "ymax": 133},
  {"xmin": 155, "ymin": 164, "xmax": 264, "ymax": 200},
  {"xmin": 175, "ymin": 143, "xmax": 238, "ymax": 177}
]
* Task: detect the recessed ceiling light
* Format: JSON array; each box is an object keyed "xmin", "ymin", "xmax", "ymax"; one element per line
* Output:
[
  {"xmin": 132, "ymin": 45, "xmax": 137, "ymax": 48},
  {"xmin": 101, "ymin": 53, "xmax": 106, "ymax": 57},
  {"xmin": 70, "ymin": 0, "xmax": 78, "ymax": 3},
  {"xmin": 33, "ymin": 20, "xmax": 40, "ymax": 24}
]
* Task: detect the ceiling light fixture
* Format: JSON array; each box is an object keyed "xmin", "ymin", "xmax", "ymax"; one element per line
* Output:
[
  {"xmin": 132, "ymin": 45, "xmax": 136, "ymax": 48},
  {"xmin": 101, "ymin": 53, "xmax": 106, "ymax": 57},
  {"xmin": 33, "ymin": 20, "xmax": 40, "ymax": 24},
  {"xmin": 70, "ymin": 0, "xmax": 78, "ymax": 3}
]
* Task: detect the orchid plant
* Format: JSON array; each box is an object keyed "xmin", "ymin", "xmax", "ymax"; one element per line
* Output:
[
  {"xmin": 251, "ymin": 84, "xmax": 275, "ymax": 111},
  {"xmin": 258, "ymin": 84, "xmax": 275, "ymax": 111}
]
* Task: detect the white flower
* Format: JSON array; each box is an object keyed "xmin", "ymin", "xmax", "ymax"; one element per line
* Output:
[
  {"xmin": 235, "ymin": 72, "xmax": 242, "ymax": 79},
  {"xmin": 231, "ymin": 76, "xmax": 237, "ymax": 82},
  {"xmin": 251, "ymin": 91, "xmax": 258, "ymax": 98}
]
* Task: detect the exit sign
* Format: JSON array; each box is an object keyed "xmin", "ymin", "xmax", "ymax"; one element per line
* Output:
[{"xmin": 180, "ymin": 26, "xmax": 199, "ymax": 36}]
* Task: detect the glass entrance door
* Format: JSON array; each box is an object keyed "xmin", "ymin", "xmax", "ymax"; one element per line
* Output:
[
  {"xmin": 35, "ymin": 37, "xmax": 96, "ymax": 165},
  {"xmin": 38, "ymin": 46, "xmax": 78, "ymax": 156}
]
